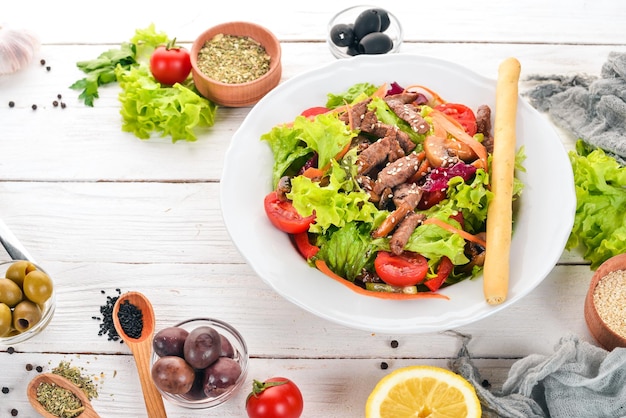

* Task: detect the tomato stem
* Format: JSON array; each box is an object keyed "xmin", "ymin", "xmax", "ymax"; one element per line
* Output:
[
  {"xmin": 250, "ymin": 379, "xmax": 288, "ymax": 396},
  {"xmin": 166, "ymin": 38, "xmax": 181, "ymax": 51}
]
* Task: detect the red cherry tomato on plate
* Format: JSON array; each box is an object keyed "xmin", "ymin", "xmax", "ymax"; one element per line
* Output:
[
  {"xmin": 246, "ymin": 377, "xmax": 303, "ymax": 418},
  {"xmin": 300, "ymin": 106, "xmax": 329, "ymax": 118},
  {"xmin": 264, "ymin": 191, "xmax": 315, "ymax": 234},
  {"xmin": 434, "ymin": 103, "xmax": 478, "ymax": 136},
  {"xmin": 374, "ymin": 251, "xmax": 429, "ymax": 287},
  {"xmin": 424, "ymin": 256, "xmax": 454, "ymax": 292},
  {"xmin": 149, "ymin": 40, "xmax": 192, "ymax": 85},
  {"xmin": 292, "ymin": 232, "xmax": 319, "ymax": 260}
]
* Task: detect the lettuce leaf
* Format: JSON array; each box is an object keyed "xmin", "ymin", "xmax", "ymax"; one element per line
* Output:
[
  {"xmin": 116, "ymin": 65, "xmax": 217, "ymax": 142},
  {"xmin": 315, "ymin": 222, "xmax": 383, "ymax": 282},
  {"xmin": 325, "ymin": 82, "xmax": 378, "ymax": 109},
  {"xmin": 261, "ymin": 124, "xmax": 312, "ymax": 188},
  {"xmin": 292, "ymin": 113, "xmax": 356, "ymax": 169},
  {"xmin": 567, "ymin": 140, "xmax": 626, "ymax": 269},
  {"xmin": 288, "ymin": 149, "xmax": 381, "ymax": 233}
]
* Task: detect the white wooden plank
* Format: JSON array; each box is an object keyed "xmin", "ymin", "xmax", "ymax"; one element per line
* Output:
[{"xmin": 4, "ymin": 0, "xmax": 626, "ymax": 45}]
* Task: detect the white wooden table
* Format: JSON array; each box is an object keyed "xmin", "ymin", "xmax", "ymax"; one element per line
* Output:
[{"xmin": 1, "ymin": 1, "xmax": 624, "ymax": 416}]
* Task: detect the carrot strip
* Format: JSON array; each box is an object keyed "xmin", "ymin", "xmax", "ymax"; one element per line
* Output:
[
  {"xmin": 371, "ymin": 83, "xmax": 389, "ymax": 99},
  {"xmin": 301, "ymin": 167, "xmax": 325, "ymax": 180},
  {"xmin": 407, "ymin": 154, "xmax": 430, "ymax": 183},
  {"xmin": 314, "ymin": 259, "xmax": 449, "ymax": 300},
  {"xmin": 429, "ymin": 109, "xmax": 489, "ymax": 172},
  {"xmin": 371, "ymin": 202, "xmax": 413, "ymax": 238},
  {"xmin": 423, "ymin": 217, "xmax": 487, "ymax": 248}
]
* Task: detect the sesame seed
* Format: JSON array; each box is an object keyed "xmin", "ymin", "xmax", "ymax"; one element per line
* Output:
[{"xmin": 593, "ymin": 269, "xmax": 626, "ymax": 338}]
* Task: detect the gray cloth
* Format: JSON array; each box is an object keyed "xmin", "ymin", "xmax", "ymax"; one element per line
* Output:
[
  {"xmin": 525, "ymin": 51, "xmax": 626, "ymax": 165},
  {"xmin": 449, "ymin": 333, "xmax": 626, "ymax": 418}
]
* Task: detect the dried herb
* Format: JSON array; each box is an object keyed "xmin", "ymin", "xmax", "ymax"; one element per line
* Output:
[
  {"xmin": 52, "ymin": 361, "xmax": 99, "ymax": 400},
  {"xmin": 36, "ymin": 382, "xmax": 84, "ymax": 418},
  {"xmin": 197, "ymin": 34, "xmax": 271, "ymax": 84}
]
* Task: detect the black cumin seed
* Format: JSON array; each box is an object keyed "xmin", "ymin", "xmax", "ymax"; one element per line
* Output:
[
  {"xmin": 60, "ymin": 102, "xmax": 66, "ymax": 109},
  {"xmin": 7, "ymin": 347, "xmax": 14, "ymax": 354},
  {"xmin": 380, "ymin": 361, "xmax": 389, "ymax": 370},
  {"xmin": 117, "ymin": 300, "xmax": 143, "ymax": 339},
  {"xmin": 2, "ymin": 387, "xmax": 9, "ymax": 394},
  {"xmin": 8, "ymin": 101, "xmax": 15, "ymax": 108},
  {"xmin": 57, "ymin": 94, "xmax": 62, "ymax": 99},
  {"xmin": 481, "ymin": 379, "xmax": 491, "ymax": 388},
  {"xmin": 31, "ymin": 104, "xmax": 37, "ymax": 110},
  {"xmin": 46, "ymin": 66, "xmax": 51, "ymax": 71},
  {"xmin": 36, "ymin": 366, "xmax": 43, "ymax": 373}
]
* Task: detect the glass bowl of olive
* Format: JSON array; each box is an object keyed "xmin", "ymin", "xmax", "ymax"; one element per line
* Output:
[
  {"xmin": 327, "ymin": 5, "xmax": 403, "ymax": 59},
  {"xmin": 150, "ymin": 317, "xmax": 249, "ymax": 409},
  {"xmin": 0, "ymin": 260, "xmax": 56, "ymax": 345}
]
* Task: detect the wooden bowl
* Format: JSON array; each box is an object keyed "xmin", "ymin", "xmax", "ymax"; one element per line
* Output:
[
  {"xmin": 584, "ymin": 253, "xmax": 626, "ymax": 351},
  {"xmin": 190, "ymin": 22, "xmax": 282, "ymax": 107}
]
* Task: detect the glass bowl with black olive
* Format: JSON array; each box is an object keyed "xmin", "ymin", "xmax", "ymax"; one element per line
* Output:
[
  {"xmin": 150, "ymin": 317, "xmax": 249, "ymax": 409},
  {"xmin": 327, "ymin": 5, "xmax": 403, "ymax": 59},
  {"xmin": 0, "ymin": 260, "xmax": 56, "ymax": 345}
]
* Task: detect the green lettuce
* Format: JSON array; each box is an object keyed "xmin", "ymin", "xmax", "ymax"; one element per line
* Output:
[
  {"xmin": 116, "ymin": 65, "xmax": 217, "ymax": 142},
  {"xmin": 261, "ymin": 125, "xmax": 312, "ymax": 188},
  {"xmin": 315, "ymin": 222, "xmax": 383, "ymax": 282},
  {"xmin": 325, "ymin": 82, "xmax": 379, "ymax": 109},
  {"xmin": 288, "ymin": 149, "xmax": 381, "ymax": 233},
  {"xmin": 567, "ymin": 140, "xmax": 626, "ymax": 269}
]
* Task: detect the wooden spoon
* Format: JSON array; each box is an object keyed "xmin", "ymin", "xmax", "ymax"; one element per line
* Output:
[
  {"xmin": 27, "ymin": 373, "xmax": 100, "ymax": 418},
  {"xmin": 113, "ymin": 291, "xmax": 168, "ymax": 418}
]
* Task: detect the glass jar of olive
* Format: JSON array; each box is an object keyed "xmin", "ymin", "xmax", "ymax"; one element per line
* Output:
[{"xmin": 0, "ymin": 260, "xmax": 56, "ymax": 344}]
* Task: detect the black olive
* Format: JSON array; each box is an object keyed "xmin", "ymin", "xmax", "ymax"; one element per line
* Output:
[
  {"xmin": 373, "ymin": 8, "xmax": 391, "ymax": 31},
  {"xmin": 330, "ymin": 23, "xmax": 355, "ymax": 47},
  {"xmin": 358, "ymin": 32, "xmax": 393, "ymax": 55},
  {"xmin": 353, "ymin": 9, "xmax": 382, "ymax": 40}
]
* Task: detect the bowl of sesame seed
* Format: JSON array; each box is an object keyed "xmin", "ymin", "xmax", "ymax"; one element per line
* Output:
[
  {"xmin": 584, "ymin": 253, "xmax": 626, "ymax": 351},
  {"xmin": 190, "ymin": 21, "xmax": 282, "ymax": 108}
]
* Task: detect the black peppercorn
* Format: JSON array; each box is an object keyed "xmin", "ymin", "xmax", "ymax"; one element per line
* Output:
[
  {"xmin": 2, "ymin": 387, "xmax": 9, "ymax": 394},
  {"xmin": 36, "ymin": 366, "xmax": 43, "ymax": 373},
  {"xmin": 8, "ymin": 101, "xmax": 15, "ymax": 108},
  {"xmin": 7, "ymin": 347, "xmax": 14, "ymax": 354},
  {"xmin": 31, "ymin": 104, "xmax": 37, "ymax": 110},
  {"xmin": 40, "ymin": 59, "xmax": 45, "ymax": 65},
  {"xmin": 60, "ymin": 102, "xmax": 66, "ymax": 109},
  {"xmin": 53, "ymin": 101, "xmax": 58, "ymax": 107},
  {"xmin": 46, "ymin": 66, "xmax": 51, "ymax": 71},
  {"xmin": 11, "ymin": 408, "xmax": 18, "ymax": 416},
  {"xmin": 380, "ymin": 361, "xmax": 388, "ymax": 370},
  {"xmin": 25, "ymin": 364, "xmax": 33, "ymax": 371},
  {"xmin": 57, "ymin": 94, "xmax": 62, "ymax": 99},
  {"xmin": 390, "ymin": 340, "xmax": 399, "ymax": 348}
]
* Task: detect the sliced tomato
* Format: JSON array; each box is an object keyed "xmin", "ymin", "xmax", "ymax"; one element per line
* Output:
[
  {"xmin": 300, "ymin": 106, "xmax": 329, "ymax": 118},
  {"xmin": 424, "ymin": 256, "xmax": 454, "ymax": 292},
  {"xmin": 292, "ymin": 232, "xmax": 319, "ymax": 259},
  {"xmin": 264, "ymin": 191, "xmax": 315, "ymax": 234},
  {"xmin": 433, "ymin": 103, "xmax": 478, "ymax": 136},
  {"xmin": 374, "ymin": 251, "xmax": 429, "ymax": 287}
]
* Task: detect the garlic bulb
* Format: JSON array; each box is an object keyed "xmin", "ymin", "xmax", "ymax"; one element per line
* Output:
[{"xmin": 0, "ymin": 25, "xmax": 40, "ymax": 75}]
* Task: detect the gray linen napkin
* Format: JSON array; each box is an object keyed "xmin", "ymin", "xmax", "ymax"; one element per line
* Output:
[
  {"xmin": 449, "ymin": 333, "xmax": 626, "ymax": 418},
  {"xmin": 525, "ymin": 51, "xmax": 626, "ymax": 165}
]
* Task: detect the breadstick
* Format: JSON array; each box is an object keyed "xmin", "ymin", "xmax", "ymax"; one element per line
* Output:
[{"xmin": 483, "ymin": 57, "xmax": 521, "ymax": 305}]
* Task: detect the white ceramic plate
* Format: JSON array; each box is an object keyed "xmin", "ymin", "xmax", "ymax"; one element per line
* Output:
[{"xmin": 221, "ymin": 54, "xmax": 575, "ymax": 334}]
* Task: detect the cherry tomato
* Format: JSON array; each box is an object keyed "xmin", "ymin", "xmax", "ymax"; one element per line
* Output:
[
  {"xmin": 374, "ymin": 251, "xmax": 429, "ymax": 287},
  {"xmin": 264, "ymin": 191, "xmax": 315, "ymax": 234},
  {"xmin": 292, "ymin": 232, "xmax": 319, "ymax": 260},
  {"xmin": 246, "ymin": 377, "xmax": 303, "ymax": 418},
  {"xmin": 300, "ymin": 106, "xmax": 329, "ymax": 118},
  {"xmin": 149, "ymin": 40, "xmax": 192, "ymax": 86},
  {"xmin": 424, "ymin": 256, "xmax": 454, "ymax": 291},
  {"xmin": 434, "ymin": 103, "xmax": 478, "ymax": 136}
]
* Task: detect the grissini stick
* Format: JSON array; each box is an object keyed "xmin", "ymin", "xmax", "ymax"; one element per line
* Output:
[{"xmin": 483, "ymin": 57, "xmax": 521, "ymax": 305}]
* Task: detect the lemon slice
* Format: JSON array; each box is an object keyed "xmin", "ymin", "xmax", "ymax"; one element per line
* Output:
[{"xmin": 365, "ymin": 365, "xmax": 482, "ymax": 418}]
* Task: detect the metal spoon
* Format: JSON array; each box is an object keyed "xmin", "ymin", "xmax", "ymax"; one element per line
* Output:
[
  {"xmin": 27, "ymin": 373, "xmax": 100, "ymax": 418},
  {"xmin": 0, "ymin": 217, "xmax": 35, "ymax": 262},
  {"xmin": 113, "ymin": 291, "xmax": 168, "ymax": 418}
]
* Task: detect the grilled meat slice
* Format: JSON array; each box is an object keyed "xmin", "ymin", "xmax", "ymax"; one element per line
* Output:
[
  {"xmin": 356, "ymin": 134, "xmax": 405, "ymax": 175},
  {"xmin": 373, "ymin": 152, "xmax": 422, "ymax": 195},
  {"xmin": 390, "ymin": 211, "xmax": 426, "ymax": 255},
  {"xmin": 384, "ymin": 93, "xmax": 430, "ymax": 134},
  {"xmin": 339, "ymin": 98, "xmax": 372, "ymax": 129},
  {"xmin": 476, "ymin": 105, "xmax": 494, "ymax": 154},
  {"xmin": 392, "ymin": 182, "xmax": 423, "ymax": 209}
]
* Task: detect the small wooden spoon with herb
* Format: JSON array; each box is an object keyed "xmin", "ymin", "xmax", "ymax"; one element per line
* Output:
[
  {"xmin": 27, "ymin": 373, "xmax": 100, "ymax": 418},
  {"xmin": 113, "ymin": 291, "xmax": 167, "ymax": 418}
]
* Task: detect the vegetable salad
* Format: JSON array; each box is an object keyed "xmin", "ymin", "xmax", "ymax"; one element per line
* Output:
[{"xmin": 262, "ymin": 82, "xmax": 525, "ymax": 299}]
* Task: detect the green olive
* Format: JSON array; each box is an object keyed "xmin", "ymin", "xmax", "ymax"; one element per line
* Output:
[
  {"xmin": 23, "ymin": 270, "xmax": 53, "ymax": 305},
  {"xmin": 5, "ymin": 260, "xmax": 37, "ymax": 288},
  {"xmin": 12, "ymin": 300, "xmax": 41, "ymax": 333},
  {"xmin": 0, "ymin": 303, "xmax": 12, "ymax": 337},
  {"xmin": 0, "ymin": 278, "xmax": 23, "ymax": 307}
]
